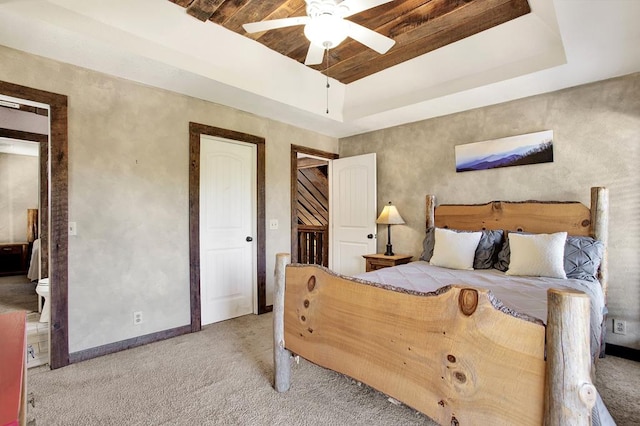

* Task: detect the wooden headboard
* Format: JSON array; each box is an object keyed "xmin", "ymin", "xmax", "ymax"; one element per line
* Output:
[
  {"xmin": 434, "ymin": 200, "xmax": 591, "ymax": 236},
  {"xmin": 424, "ymin": 187, "xmax": 609, "ymax": 296}
]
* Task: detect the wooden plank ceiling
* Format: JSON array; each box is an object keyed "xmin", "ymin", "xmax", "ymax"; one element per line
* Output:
[{"xmin": 170, "ymin": 0, "xmax": 531, "ymax": 84}]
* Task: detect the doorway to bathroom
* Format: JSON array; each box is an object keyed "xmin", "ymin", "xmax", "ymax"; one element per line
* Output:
[
  {"xmin": 0, "ymin": 80, "xmax": 69, "ymax": 369},
  {"xmin": 0, "ymin": 137, "xmax": 45, "ymax": 365}
]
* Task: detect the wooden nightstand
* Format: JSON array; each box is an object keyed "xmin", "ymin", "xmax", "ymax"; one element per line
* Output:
[{"xmin": 363, "ymin": 253, "xmax": 413, "ymax": 272}]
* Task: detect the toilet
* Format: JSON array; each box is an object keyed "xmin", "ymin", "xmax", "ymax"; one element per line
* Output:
[{"xmin": 35, "ymin": 278, "xmax": 50, "ymax": 323}]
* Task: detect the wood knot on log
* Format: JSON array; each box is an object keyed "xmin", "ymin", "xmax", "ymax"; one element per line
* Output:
[
  {"xmin": 493, "ymin": 201, "xmax": 502, "ymax": 211},
  {"xmin": 447, "ymin": 355, "xmax": 456, "ymax": 363},
  {"xmin": 438, "ymin": 400, "xmax": 445, "ymax": 407},
  {"xmin": 459, "ymin": 289, "xmax": 478, "ymax": 316},
  {"xmin": 304, "ymin": 299, "xmax": 310, "ymax": 308},
  {"xmin": 579, "ymin": 383, "xmax": 597, "ymax": 409},
  {"xmin": 307, "ymin": 276, "xmax": 316, "ymax": 292},
  {"xmin": 581, "ymin": 219, "xmax": 591, "ymax": 227},
  {"xmin": 451, "ymin": 416, "xmax": 459, "ymax": 426},
  {"xmin": 454, "ymin": 372, "xmax": 467, "ymax": 383}
]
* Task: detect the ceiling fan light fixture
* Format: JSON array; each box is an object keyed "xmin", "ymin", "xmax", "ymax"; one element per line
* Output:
[{"xmin": 304, "ymin": 14, "xmax": 349, "ymax": 49}]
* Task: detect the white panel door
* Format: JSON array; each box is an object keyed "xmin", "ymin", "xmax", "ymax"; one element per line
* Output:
[
  {"xmin": 330, "ymin": 153, "xmax": 377, "ymax": 275},
  {"xmin": 200, "ymin": 135, "xmax": 256, "ymax": 325}
]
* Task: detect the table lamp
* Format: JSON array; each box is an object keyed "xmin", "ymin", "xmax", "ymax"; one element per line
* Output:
[{"xmin": 376, "ymin": 202, "xmax": 405, "ymax": 256}]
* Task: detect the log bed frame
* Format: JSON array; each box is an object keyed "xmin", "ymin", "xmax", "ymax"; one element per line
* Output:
[{"xmin": 274, "ymin": 187, "xmax": 608, "ymax": 425}]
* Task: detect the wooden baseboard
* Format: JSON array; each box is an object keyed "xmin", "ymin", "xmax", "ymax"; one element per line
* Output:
[
  {"xmin": 69, "ymin": 324, "xmax": 192, "ymax": 364},
  {"xmin": 605, "ymin": 343, "xmax": 640, "ymax": 362}
]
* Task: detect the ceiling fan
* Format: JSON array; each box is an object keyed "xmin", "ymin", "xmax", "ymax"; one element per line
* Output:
[{"xmin": 242, "ymin": 0, "xmax": 396, "ymax": 66}]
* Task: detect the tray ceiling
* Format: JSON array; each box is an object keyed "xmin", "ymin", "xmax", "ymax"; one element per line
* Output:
[
  {"xmin": 0, "ymin": 0, "xmax": 638, "ymax": 137},
  {"xmin": 171, "ymin": 0, "xmax": 531, "ymax": 84}
]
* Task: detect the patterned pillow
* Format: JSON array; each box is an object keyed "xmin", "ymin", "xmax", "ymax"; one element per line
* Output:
[
  {"xmin": 494, "ymin": 233, "xmax": 604, "ymax": 281},
  {"xmin": 564, "ymin": 236, "xmax": 604, "ymax": 281},
  {"xmin": 420, "ymin": 228, "xmax": 504, "ymax": 269}
]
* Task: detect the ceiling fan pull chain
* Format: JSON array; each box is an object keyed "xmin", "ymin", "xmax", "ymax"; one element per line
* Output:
[{"xmin": 325, "ymin": 48, "xmax": 330, "ymax": 114}]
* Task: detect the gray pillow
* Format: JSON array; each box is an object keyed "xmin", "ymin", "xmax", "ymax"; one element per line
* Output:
[
  {"xmin": 494, "ymin": 235, "xmax": 512, "ymax": 272},
  {"xmin": 494, "ymin": 234, "xmax": 604, "ymax": 281},
  {"xmin": 474, "ymin": 230, "xmax": 504, "ymax": 269},
  {"xmin": 564, "ymin": 236, "xmax": 604, "ymax": 281},
  {"xmin": 420, "ymin": 228, "xmax": 504, "ymax": 270},
  {"xmin": 419, "ymin": 227, "xmax": 436, "ymax": 261}
]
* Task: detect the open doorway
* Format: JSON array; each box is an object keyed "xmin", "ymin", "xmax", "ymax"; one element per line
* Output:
[
  {"xmin": 0, "ymin": 137, "xmax": 47, "ymax": 366},
  {"xmin": 292, "ymin": 148, "xmax": 377, "ymax": 275},
  {"xmin": 0, "ymin": 80, "xmax": 69, "ymax": 369},
  {"xmin": 290, "ymin": 145, "xmax": 337, "ymax": 265}
]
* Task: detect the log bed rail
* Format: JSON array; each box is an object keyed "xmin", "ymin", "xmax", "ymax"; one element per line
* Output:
[{"xmin": 274, "ymin": 187, "xmax": 608, "ymax": 426}]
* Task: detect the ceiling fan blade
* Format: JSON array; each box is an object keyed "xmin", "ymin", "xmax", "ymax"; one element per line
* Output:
[
  {"xmin": 346, "ymin": 22, "xmax": 395, "ymax": 54},
  {"xmin": 242, "ymin": 16, "xmax": 308, "ymax": 34},
  {"xmin": 304, "ymin": 43, "xmax": 325, "ymax": 65},
  {"xmin": 340, "ymin": 0, "xmax": 394, "ymax": 18}
]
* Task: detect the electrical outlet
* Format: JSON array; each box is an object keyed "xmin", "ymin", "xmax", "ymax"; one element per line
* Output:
[
  {"xmin": 613, "ymin": 319, "xmax": 627, "ymax": 335},
  {"xmin": 269, "ymin": 219, "xmax": 279, "ymax": 230},
  {"xmin": 133, "ymin": 311, "xmax": 143, "ymax": 325}
]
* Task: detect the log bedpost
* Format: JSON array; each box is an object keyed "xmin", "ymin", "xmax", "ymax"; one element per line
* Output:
[
  {"xmin": 425, "ymin": 195, "xmax": 436, "ymax": 230},
  {"xmin": 274, "ymin": 253, "xmax": 292, "ymax": 392},
  {"xmin": 590, "ymin": 187, "xmax": 609, "ymax": 299},
  {"xmin": 544, "ymin": 288, "xmax": 596, "ymax": 425}
]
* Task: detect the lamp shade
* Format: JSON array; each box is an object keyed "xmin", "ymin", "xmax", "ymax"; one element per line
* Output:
[{"xmin": 376, "ymin": 202, "xmax": 405, "ymax": 225}]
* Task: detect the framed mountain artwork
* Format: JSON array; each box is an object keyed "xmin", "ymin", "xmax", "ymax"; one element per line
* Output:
[{"xmin": 455, "ymin": 130, "xmax": 554, "ymax": 173}]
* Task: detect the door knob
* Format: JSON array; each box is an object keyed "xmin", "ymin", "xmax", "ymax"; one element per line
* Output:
[
  {"xmin": 367, "ymin": 234, "xmax": 374, "ymax": 239},
  {"xmin": 246, "ymin": 236, "xmax": 253, "ymax": 242}
]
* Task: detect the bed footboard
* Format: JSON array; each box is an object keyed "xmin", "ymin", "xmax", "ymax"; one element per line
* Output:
[{"xmin": 274, "ymin": 254, "xmax": 596, "ymax": 425}]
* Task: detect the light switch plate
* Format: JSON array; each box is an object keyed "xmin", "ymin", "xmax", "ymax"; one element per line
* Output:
[{"xmin": 68, "ymin": 222, "xmax": 77, "ymax": 236}]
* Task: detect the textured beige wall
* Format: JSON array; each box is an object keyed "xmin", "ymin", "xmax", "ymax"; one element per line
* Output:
[
  {"xmin": 341, "ymin": 73, "xmax": 640, "ymax": 350},
  {"xmin": 0, "ymin": 153, "xmax": 38, "ymax": 243},
  {"xmin": 0, "ymin": 45, "xmax": 338, "ymax": 353}
]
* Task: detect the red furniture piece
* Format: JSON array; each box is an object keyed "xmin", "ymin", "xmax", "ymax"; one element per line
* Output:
[{"xmin": 0, "ymin": 311, "xmax": 27, "ymax": 426}]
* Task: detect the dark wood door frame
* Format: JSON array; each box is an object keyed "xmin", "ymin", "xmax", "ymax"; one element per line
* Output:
[
  {"xmin": 290, "ymin": 145, "xmax": 338, "ymax": 263},
  {"xmin": 189, "ymin": 122, "xmax": 267, "ymax": 332},
  {"xmin": 0, "ymin": 80, "xmax": 69, "ymax": 369}
]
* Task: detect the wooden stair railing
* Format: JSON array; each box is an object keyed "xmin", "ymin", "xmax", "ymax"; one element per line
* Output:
[{"xmin": 297, "ymin": 225, "xmax": 328, "ymax": 267}]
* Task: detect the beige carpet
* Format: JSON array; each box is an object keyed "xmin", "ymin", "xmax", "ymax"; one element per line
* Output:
[
  {"xmin": 596, "ymin": 355, "xmax": 640, "ymax": 425},
  {"xmin": 0, "ymin": 274, "xmax": 37, "ymax": 314},
  {"xmin": 28, "ymin": 313, "xmax": 639, "ymax": 425}
]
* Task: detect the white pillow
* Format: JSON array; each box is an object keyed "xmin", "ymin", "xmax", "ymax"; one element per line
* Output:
[
  {"xmin": 430, "ymin": 228, "xmax": 482, "ymax": 270},
  {"xmin": 506, "ymin": 232, "xmax": 568, "ymax": 279}
]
